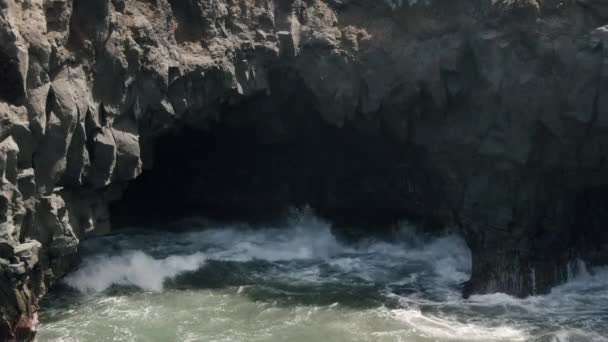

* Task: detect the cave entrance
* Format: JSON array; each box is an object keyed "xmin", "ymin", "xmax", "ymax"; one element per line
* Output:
[{"xmin": 110, "ymin": 68, "xmax": 441, "ymax": 230}]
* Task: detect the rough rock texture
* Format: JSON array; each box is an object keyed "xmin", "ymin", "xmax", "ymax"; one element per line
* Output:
[{"xmin": 1, "ymin": 0, "xmax": 608, "ymax": 339}]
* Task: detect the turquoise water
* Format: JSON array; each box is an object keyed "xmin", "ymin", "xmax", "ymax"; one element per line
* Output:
[{"xmin": 38, "ymin": 214, "xmax": 608, "ymax": 341}]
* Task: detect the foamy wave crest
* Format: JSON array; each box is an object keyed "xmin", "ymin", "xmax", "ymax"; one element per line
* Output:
[
  {"xmin": 410, "ymin": 234, "xmax": 471, "ymax": 285},
  {"xmin": 362, "ymin": 228, "xmax": 471, "ymax": 286},
  {"xmin": 64, "ymin": 251, "xmax": 206, "ymax": 293},
  {"xmin": 389, "ymin": 309, "xmax": 528, "ymax": 341},
  {"xmin": 468, "ymin": 265, "xmax": 608, "ymax": 307},
  {"xmin": 165, "ymin": 208, "xmax": 346, "ymax": 262}
]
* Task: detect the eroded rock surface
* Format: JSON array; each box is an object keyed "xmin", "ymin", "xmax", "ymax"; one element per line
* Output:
[{"xmin": 1, "ymin": 0, "xmax": 608, "ymax": 339}]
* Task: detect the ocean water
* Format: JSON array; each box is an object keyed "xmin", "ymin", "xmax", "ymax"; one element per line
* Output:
[{"xmin": 38, "ymin": 212, "xmax": 608, "ymax": 342}]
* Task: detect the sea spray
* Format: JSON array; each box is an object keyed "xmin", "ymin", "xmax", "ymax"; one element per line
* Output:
[{"xmin": 64, "ymin": 251, "xmax": 206, "ymax": 293}]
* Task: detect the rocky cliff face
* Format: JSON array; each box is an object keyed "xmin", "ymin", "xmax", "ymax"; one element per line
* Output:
[{"xmin": 1, "ymin": 0, "xmax": 608, "ymax": 339}]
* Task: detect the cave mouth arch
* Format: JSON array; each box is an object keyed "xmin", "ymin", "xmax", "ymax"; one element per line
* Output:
[{"xmin": 109, "ymin": 68, "xmax": 446, "ymax": 232}]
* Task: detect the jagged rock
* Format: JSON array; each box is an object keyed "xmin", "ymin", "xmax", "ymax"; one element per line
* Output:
[
  {"xmin": 62, "ymin": 191, "xmax": 110, "ymax": 237},
  {"xmin": 89, "ymin": 128, "xmax": 117, "ymax": 189},
  {"xmin": 7, "ymin": 262, "xmax": 25, "ymax": 276},
  {"xmin": 14, "ymin": 240, "xmax": 40, "ymax": 270},
  {"xmin": 0, "ymin": 181, "xmax": 24, "ymax": 241},
  {"xmin": 48, "ymin": 235, "xmax": 77, "ymax": 258},
  {"xmin": 36, "ymin": 193, "xmax": 75, "ymax": 242},
  {"xmin": 0, "ymin": 136, "xmax": 18, "ymax": 185},
  {"xmin": 277, "ymin": 31, "xmax": 298, "ymax": 58},
  {"xmin": 0, "ymin": 1, "xmax": 29, "ymax": 105},
  {"xmin": 0, "ymin": 115, "xmax": 12, "ymax": 143},
  {"xmin": 25, "ymin": 83, "xmax": 51, "ymax": 138},
  {"xmin": 33, "ymin": 66, "xmax": 90, "ymax": 193},
  {"xmin": 16, "ymin": 169, "xmax": 35, "ymax": 200},
  {"xmin": 10, "ymin": 122, "xmax": 35, "ymax": 170},
  {"xmin": 112, "ymin": 126, "xmax": 142, "ymax": 183},
  {"xmin": 62, "ymin": 122, "xmax": 89, "ymax": 187}
]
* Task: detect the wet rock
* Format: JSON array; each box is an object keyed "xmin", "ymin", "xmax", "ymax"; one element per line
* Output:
[{"xmin": 48, "ymin": 235, "xmax": 78, "ymax": 258}]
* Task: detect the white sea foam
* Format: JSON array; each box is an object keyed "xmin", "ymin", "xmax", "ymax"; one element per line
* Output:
[
  {"xmin": 467, "ymin": 265, "xmax": 608, "ymax": 311},
  {"xmin": 389, "ymin": 308, "xmax": 528, "ymax": 341},
  {"xmin": 189, "ymin": 223, "xmax": 344, "ymax": 262},
  {"xmin": 64, "ymin": 251, "xmax": 206, "ymax": 293}
]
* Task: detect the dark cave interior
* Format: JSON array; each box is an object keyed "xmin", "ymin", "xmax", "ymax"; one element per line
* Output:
[{"xmin": 109, "ymin": 69, "xmax": 445, "ymax": 231}]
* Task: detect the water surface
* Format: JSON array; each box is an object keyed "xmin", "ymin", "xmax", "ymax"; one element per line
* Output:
[{"xmin": 38, "ymin": 213, "xmax": 608, "ymax": 341}]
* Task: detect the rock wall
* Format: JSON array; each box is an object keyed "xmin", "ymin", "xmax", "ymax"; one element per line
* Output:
[{"xmin": 1, "ymin": 0, "xmax": 608, "ymax": 339}]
